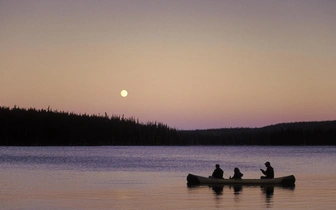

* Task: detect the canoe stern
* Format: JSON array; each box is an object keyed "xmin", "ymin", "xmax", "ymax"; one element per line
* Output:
[{"xmin": 279, "ymin": 175, "xmax": 296, "ymax": 186}]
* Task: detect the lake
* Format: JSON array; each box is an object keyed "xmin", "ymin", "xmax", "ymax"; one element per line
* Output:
[{"xmin": 1, "ymin": 146, "xmax": 335, "ymax": 209}]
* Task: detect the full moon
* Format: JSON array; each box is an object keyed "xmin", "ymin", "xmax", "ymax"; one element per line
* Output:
[{"xmin": 120, "ymin": 90, "xmax": 128, "ymax": 97}]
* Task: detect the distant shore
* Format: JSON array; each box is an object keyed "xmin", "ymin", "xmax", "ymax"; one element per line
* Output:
[{"xmin": 1, "ymin": 106, "xmax": 335, "ymax": 146}]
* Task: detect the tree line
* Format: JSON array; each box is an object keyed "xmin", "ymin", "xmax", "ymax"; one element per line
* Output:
[{"xmin": 0, "ymin": 106, "xmax": 335, "ymax": 146}]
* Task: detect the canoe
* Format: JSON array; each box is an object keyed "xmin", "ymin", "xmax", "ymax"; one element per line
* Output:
[{"xmin": 187, "ymin": 174, "xmax": 295, "ymax": 186}]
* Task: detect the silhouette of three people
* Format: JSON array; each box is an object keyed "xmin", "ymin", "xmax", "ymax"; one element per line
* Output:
[{"xmin": 211, "ymin": 161, "xmax": 274, "ymax": 180}]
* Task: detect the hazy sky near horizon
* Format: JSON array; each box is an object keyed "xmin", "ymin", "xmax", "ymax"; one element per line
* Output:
[{"xmin": 1, "ymin": 0, "xmax": 336, "ymax": 130}]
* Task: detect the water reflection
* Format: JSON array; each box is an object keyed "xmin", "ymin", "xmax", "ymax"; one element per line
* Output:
[
  {"xmin": 211, "ymin": 185, "xmax": 223, "ymax": 195},
  {"xmin": 261, "ymin": 186, "xmax": 274, "ymax": 199},
  {"xmin": 261, "ymin": 186, "xmax": 274, "ymax": 208},
  {"xmin": 232, "ymin": 185, "xmax": 243, "ymax": 194},
  {"xmin": 188, "ymin": 184, "xmax": 295, "ymax": 205},
  {"xmin": 211, "ymin": 185, "xmax": 243, "ymax": 195}
]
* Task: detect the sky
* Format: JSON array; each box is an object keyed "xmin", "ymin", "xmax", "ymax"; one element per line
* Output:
[{"xmin": 1, "ymin": 0, "xmax": 336, "ymax": 130}]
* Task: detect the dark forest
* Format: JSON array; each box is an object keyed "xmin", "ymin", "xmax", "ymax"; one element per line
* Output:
[{"xmin": 1, "ymin": 106, "xmax": 335, "ymax": 146}]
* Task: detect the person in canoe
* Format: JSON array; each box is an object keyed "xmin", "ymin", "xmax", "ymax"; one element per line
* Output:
[
  {"xmin": 211, "ymin": 164, "xmax": 224, "ymax": 178},
  {"xmin": 230, "ymin": 167, "xmax": 243, "ymax": 179},
  {"xmin": 260, "ymin": 161, "xmax": 274, "ymax": 179}
]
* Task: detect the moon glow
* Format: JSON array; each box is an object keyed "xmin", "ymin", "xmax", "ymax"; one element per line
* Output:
[{"xmin": 120, "ymin": 90, "xmax": 128, "ymax": 97}]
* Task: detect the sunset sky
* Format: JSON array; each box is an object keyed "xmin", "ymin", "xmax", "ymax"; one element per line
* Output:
[{"xmin": 1, "ymin": 0, "xmax": 335, "ymax": 130}]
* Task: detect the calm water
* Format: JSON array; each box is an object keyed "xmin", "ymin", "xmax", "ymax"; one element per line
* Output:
[{"xmin": 1, "ymin": 146, "xmax": 336, "ymax": 209}]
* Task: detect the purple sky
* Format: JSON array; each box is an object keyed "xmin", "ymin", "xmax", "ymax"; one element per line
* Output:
[{"xmin": 1, "ymin": 0, "xmax": 336, "ymax": 129}]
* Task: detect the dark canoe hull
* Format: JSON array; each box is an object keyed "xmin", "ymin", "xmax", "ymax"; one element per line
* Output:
[{"xmin": 187, "ymin": 174, "xmax": 296, "ymax": 186}]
